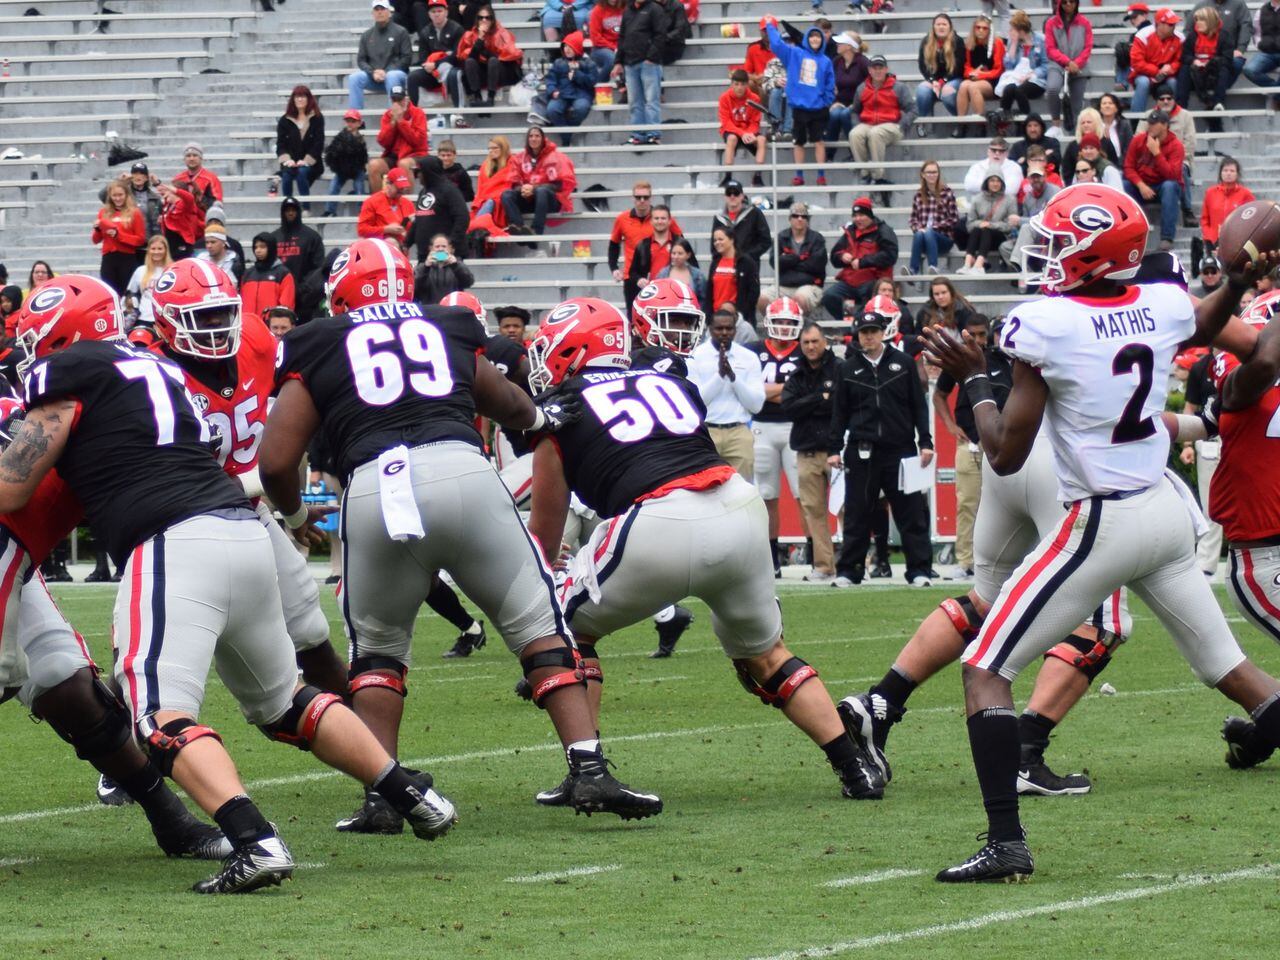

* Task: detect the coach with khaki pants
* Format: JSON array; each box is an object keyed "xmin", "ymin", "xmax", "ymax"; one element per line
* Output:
[
  {"xmin": 781, "ymin": 321, "xmax": 839, "ymax": 580},
  {"xmin": 689, "ymin": 308, "xmax": 765, "ymax": 480}
]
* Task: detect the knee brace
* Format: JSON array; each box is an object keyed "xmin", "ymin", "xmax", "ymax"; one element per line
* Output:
[
  {"xmin": 258, "ymin": 684, "xmax": 343, "ymax": 750},
  {"xmin": 36, "ymin": 675, "xmax": 132, "ymax": 763},
  {"xmin": 142, "ymin": 716, "xmax": 223, "ymax": 778},
  {"xmin": 1045, "ymin": 630, "xmax": 1126, "ymax": 682},
  {"xmin": 520, "ymin": 642, "xmax": 585, "ymax": 708},
  {"xmin": 940, "ymin": 595, "xmax": 984, "ymax": 643},
  {"xmin": 577, "ymin": 642, "xmax": 602, "ymax": 685},
  {"xmin": 735, "ymin": 656, "xmax": 819, "ymax": 709},
  {"xmin": 348, "ymin": 655, "xmax": 408, "ymax": 697}
]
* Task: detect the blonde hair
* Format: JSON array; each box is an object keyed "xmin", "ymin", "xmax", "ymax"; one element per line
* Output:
[
  {"xmin": 923, "ymin": 14, "xmax": 958, "ymax": 75},
  {"xmin": 967, "ymin": 15, "xmax": 994, "ymax": 56},
  {"xmin": 1074, "ymin": 106, "xmax": 1104, "ymax": 140},
  {"xmin": 1010, "ymin": 9, "xmax": 1032, "ymax": 33},
  {"xmin": 482, "ymin": 135, "xmax": 511, "ymax": 177},
  {"xmin": 101, "ymin": 181, "xmax": 138, "ymax": 219},
  {"xmin": 916, "ymin": 160, "xmax": 948, "ymax": 199},
  {"xmin": 140, "ymin": 235, "xmax": 173, "ymax": 290},
  {"xmin": 1195, "ymin": 7, "xmax": 1221, "ymax": 32}
]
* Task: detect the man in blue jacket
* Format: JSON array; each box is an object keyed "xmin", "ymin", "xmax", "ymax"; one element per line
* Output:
[{"xmin": 766, "ymin": 18, "xmax": 835, "ymax": 186}]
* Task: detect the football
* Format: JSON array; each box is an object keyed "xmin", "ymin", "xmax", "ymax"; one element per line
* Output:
[{"xmin": 1216, "ymin": 199, "xmax": 1280, "ymax": 274}]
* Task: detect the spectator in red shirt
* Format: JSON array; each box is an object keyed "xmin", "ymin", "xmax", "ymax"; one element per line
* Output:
[
  {"xmin": 955, "ymin": 15, "xmax": 1005, "ymax": 125},
  {"xmin": 358, "ymin": 167, "xmax": 416, "ymax": 246},
  {"xmin": 627, "ymin": 203, "xmax": 681, "ymax": 291},
  {"xmin": 1129, "ymin": 7, "xmax": 1183, "ymax": 114},
  {"xmin": 500, "ymin": 126, "xmax": 577, "ymax": 237},
  {"xmin": 240, "ymin": 233, "xmax": 297, "ymax": 323},
  {"xmin": 608, "ymin": 180, "xmax": 683, "ymax": 311},
  {"xmin": 456, "ymin": 4, "xmax": 524, "ymax": 109},
  {"xmin": 171, "ymin": 143, "xmax": 223, "ymax": 234},
  {"xmin": 1200, "ymin": 156, "xmax": 1255, "ymax": 253},
  {"xmin": 156, "ymin": 181, "xmax": 201, "ymax": 260},
  {"xmin": 1123, "ymin": 108, "xmax": 1185, "ymax": 248},
  {"xmin": 369, "ymin": 84, "xmax": 428, "ymax": 192},
  {"xmin": 719, "ymin": 70, "xmax": 766, "ymax": 186},
  {"xmin": 588, "ymin": 0, "xmax": 625, "ymax": 74},
  {"xmin": 92, "ymin": 181, "xmax": 146, "ymax": 297}
]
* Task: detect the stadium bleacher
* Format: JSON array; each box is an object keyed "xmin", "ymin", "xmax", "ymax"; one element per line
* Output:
[{"xmin": 1, "ymin": 0, "xmax": 1277, "ymax": 316}]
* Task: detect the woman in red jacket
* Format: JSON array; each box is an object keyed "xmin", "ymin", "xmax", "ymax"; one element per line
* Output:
[
  {"xmin": 499, "ymin": 126, "xmax": 576, "ymax": 236},
  {"xmin": 954, "ymin": 15, "xmax": 1005, "ymax": 131},
  {"xmin": 472, "ymin": 135, "xmax": 512, "ymax": 221},
  {"xmin": 93, "ymin": 181, "xmax": 146, "ymax": 296},
  {"xmin": 1200, "ymin": 157, "xmax": 1255, "ymax": 254},
  {"xmin": 156, "ymin": 182, "xmax": 201, "ymax": 260},
  {"xmin": 456, "ymin": 4, "xmax": 524, "ymax": 109}
]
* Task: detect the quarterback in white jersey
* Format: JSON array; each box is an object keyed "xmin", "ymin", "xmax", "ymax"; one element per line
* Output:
[{"xmin": 921, "ymin": 183, "xmax": 1280, "ymax": 883}]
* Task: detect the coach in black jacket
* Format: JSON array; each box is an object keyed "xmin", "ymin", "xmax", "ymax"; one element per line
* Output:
[
  {"xmin": 781, "ymin": 321, "xmax": 840, "ymax": 579},
  {"xmin": 712, "ymin": 179, "xmax": 771, "ymax": 263},
  {"xmin": 826, "ymin": 308, "xmax": 933, "ymax": 586}
]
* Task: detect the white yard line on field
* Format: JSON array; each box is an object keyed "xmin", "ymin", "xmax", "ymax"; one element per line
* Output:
[
  {"xmin": 822, "ymin": 868, "xmax": 926, "ymax": 888},
  {"xmin": 504, "ymin": 864, "xmax": 622, "ymax": 883},
  {"xmin": 751, "ymin": 864, "xmax": 1280, "ymax": 960},
  {"xmin": 0, "ymin": 856, "xmax": 37, "ymax": 867}
]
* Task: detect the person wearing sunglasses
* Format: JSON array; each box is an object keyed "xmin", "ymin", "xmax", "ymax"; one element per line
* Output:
[
  {"xmin": 455, "ymin": 4, "xmax": 524, "ymax": 110},
  {"xmin": 609, "ymin": 180, "xmax": 684, "ymax": 312}
]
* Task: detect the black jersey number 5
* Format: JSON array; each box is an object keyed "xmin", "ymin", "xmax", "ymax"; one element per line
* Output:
[{"xmin": 1110, "ymin": 343, "xmax": 1157, "ymax": 444}]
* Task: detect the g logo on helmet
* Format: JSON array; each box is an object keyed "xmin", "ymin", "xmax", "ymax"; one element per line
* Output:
[
  {"xmin": 636, "ymin": 284, "xmax": 658, "ymax": 303},
  {"xmin": 548, "ymin": 302, "xmax": 581, "ymax": 323},
  {"xmin": 153, "ymin": 269, "xmax": 177, "ymax": 294},
  {"xmin": 29, "ymin": 287, "xmax": 67, "ymax": 314},
  {"xmin": 1070, "ymin": 204, "xmax": 1115, "ymax": 232}
]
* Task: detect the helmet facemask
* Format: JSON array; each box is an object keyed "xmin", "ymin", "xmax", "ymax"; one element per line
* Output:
[
  {"xmin": 648, "ymin": 306, "xmax": 705, "ymax": 356},
  {"xmin": 164, "ymin": 297, "xmax": 242, "ymax": 360}
]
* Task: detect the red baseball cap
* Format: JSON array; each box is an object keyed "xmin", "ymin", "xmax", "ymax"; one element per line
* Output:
[
  {"xmin": 1155, "ymin": 7, "xmax": 1181, "ymax": 24},
  {"xmin": 343, "ymin": 108, "xmax": 363, "ymax": 122},
  {"xmin": 1126, "ymin": 3, "xmax": 1150, "ymax": 14},
  {"xmin": 386, "ymin": 168, "xmax": 411, "ymax": 189}
]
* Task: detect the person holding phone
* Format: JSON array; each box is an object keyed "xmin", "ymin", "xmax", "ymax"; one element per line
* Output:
[{"xmin": 413, "ymin": 234, "xmax": 475, "ymax": 304}]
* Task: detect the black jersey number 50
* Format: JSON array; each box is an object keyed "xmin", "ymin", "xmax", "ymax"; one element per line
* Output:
[{"xmin": 1110, "ymin": 343, "xmax": 1157, "ymax": 445}]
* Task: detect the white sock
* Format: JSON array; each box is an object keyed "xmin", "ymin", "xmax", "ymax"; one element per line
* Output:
[
  {"xmin": 653, "ymin": 605, "xmax": 676, "ymax": 625},
  {"xmin": 566, "ymin": 738, "xmax": 600, "ymax": 757},
  {"xmin": 464, "ymin": 621, "xmax": 482, "ymax": 636}
]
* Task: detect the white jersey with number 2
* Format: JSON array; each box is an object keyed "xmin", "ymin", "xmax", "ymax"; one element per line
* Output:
[{"xmin": 997, "ymin": 282, "xmax": 1195, "ymax": 502}]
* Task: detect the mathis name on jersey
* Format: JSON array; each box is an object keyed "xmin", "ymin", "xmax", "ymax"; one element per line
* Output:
[
  {"xmin": 1091, "ymin": 306, "xmax": 1156, "ymax": 341},
  {"xmin": 347, "ymin": 301, "xmax": 426, "ymax": 325}
]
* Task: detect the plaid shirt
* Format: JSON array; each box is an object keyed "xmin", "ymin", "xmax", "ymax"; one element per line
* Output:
[{"xmin": 908, "ymin": 187, "xmax": 958, "ymax": 236}]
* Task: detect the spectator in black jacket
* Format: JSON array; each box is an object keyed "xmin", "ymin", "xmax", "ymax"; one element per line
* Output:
[
  {"xmin": 611, "ymin": 0, "xmax": 668, "ymax": 146},
  {"xmin": 821, "ymin": 196, "xmax": 898, "ymax": 322},
  {"xmin": 627, "ymin": 204, "xmax": 682, "ymax": 299},
  {"xmin": 711, "ymin": 178, "xmax": 771, "ymax": 263},
  {"xmin": 407, "ymin": 154, "xmax": 470, "ymax": 261},
  {"xmin": 435, "ymin": 139, "xmax": 474, "ymax": 202},
  {"xmin": 826, "ymin": 302, "xmax": 934, "ymax": 587},
  {"xmin": 414, "ymin": 234, "xmax": 475, "ymax": 303},
  {"xmin": 407, "ymin": 0, "xmax": 465, "ymax": 107},
  {"xmin": 272, "ymin": 197, "xmax": 327, "ymax": 321},
  {"xmin": 708, "ymin": 224, "xmax": 761, "ymax": 330},
  {"xmin": 660, "ymin": 0, "xmax": 689, "ymax": 64},
  {"xmin": 781, "ymin": 321, "xmax": 839, "ymax": 581},
  {"xmin": 323, "ymin": 109, "xmax": 370, "ymax": 216},
  {"xmin": 766, "ymin": 201, "xmax": 826, "ymax": 317},
  {"xmin": 277, "ymin": 85, "xmax": 326, "ymax": 198}
]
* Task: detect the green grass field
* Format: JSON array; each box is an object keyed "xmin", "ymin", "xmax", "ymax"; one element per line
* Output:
[{"xmin": 3, "ymin": 579, "xmax": 1279, "ymax": 960}]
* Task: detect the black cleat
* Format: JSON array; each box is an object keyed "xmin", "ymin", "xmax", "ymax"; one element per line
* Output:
[
  {"xmin": 567, "ymin": 749, "xmax": 663, "ymax": 820},
  {"xmin": 335, "ymin": 789, "xmax": 405, "ymax": 834},
  {"xmin": 1017, "ymin": 760, "xmax": 1091, "ymax": 796},
  {"xmin": 1223, "ymin": 716, "xmax": 1275, "ymax": 769},
  {"xmin": 442, "ymin": 621, "xmax": 487, "ymax": 659},
  {"xmin": 193, "ymin": 828, "xmax": 294, "ymax": 894},
  {"xmin": 96, "ymin": 773, "xmax": 132, "ymax": 806},
  {"xmin": 868, "ymin": 561, "xmax": 893, "ymax": 579},
  {"xmin": 153, "ymin": 815, "xmax": 235, "ymax": 860},
  {"xmin": 937, "ymin": 834, "xmax": 1034, "ymax": 883},
  {"xmin": 837, "ymin": 750, "xmax": 885, "ymax": 800},
  {"xmin": 534, "ymin": 773, "xmax": 573, "ymax": 806},
  {"xmin": 650, "ymin": 605, "xmax": 694, "ymax": 658},
  {"xmin": 838, "ymin": 692, "xmax": 903, "ymax": 783},
  {"xmin": 401, "ymin": 773, "xmax": 458, "ymax": 840}
]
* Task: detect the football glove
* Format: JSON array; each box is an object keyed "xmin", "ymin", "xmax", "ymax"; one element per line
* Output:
[{"xmin": 529, "ymin": 388, "xmax": 583, "ymax": 434}]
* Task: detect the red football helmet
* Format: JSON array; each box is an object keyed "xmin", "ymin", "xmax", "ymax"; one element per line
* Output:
[
  {"xmin": 327, "ymin": 238, "xmax": 414, "ymax": 313},
  {"xmin": 1023, "ymin": 183, "xmax": 1149, "ymax": 293},
  {"xmin": 1241, "ymin": 288, "xmax": 1280, "ymax": 330},
  {"xmin": 151, "ymin": 258, "xmax": 242, "ymax": 360},
  {"xmin": 632, "ymin": 278, "xmax": 704, "ymax": 356},
  {"xmin": 862, "ymin": 294, "xmax": 902, "ymax": 340},
  {"xmin": 528, "ymin": 297, "xmax": 631, "ymax": 393},
  {"xmin": 439, "ymin": 290, "xmax": 486, "ymax": 332},
  {"xmin": 763, "ymin": 296, "xmax": 803, "ymax": 341},
  {"xmin": 16, "ymin": 275, "xmax": 123, "ymax": 374}
]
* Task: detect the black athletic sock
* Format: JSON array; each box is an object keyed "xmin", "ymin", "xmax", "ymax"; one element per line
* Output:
[
  {"xmin": 213, "ymin": 794, "xmax": 273, "ymax": 847},
  {"xmin": 1250, "ymin": 692, "xmax": 1280, "ymax": 751},
  {"xmin": 770, "ymin": 539, "xmax": 781, "ymax": 570},
  {"xmin": 118, "ymin": 762, "xmax": 191, "ymax": 828},
  {"xmin": 871, "ymin": 666, "xmax": 916, "ymax": 712},
  {"xmin": 967, "ymin": 707, "xmax": 1023, "ymax": 843},
  {"xmin": 1017, "ymin": 710, "xmax": 1056, "ymax": 765},
  {"xmin": 372, "ymin": 760, "xmax": 424, "ymax": 816},
  {"xmin": 821, "ymin": 733, "xmax": 861, "ymax": 773},
  {"xmin": 426, "ymin": 579, "xmax": 475, "ymax": 633}
]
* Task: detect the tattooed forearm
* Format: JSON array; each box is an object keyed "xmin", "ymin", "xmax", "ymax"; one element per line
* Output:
[{"xmin": 0, "ymin": 417, "xmax": 54, "ymax": 483}]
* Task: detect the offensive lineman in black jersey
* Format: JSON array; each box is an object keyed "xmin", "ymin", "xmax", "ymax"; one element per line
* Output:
[
  {"xmin": 524, "ymin": 296, "xmax": 885, "ymax": 803},
  {"xmin": 261, "ymin": 239, "xmax": 663, "ymax": 821},
  {"xmin": 6, "ymin": 276, "xmax": 461, "ymax": 893}
]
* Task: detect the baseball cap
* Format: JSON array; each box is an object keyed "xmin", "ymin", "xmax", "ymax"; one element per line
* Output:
[
  {"xmin": 832, "ymin": 32, "xmax": 858, "ymax": 48},
  {"xmin": 1155, "ymin": 7, "xmax": 1180, "ymax": 24},
  {"xmin": 390, "ymin": 83, "xmax": 406, "ymax": 100},
  {"xmin": 427, "ymin": 0, "xmax": 448, "ymax": 6},
  {"xmin": 343, "ymin": 108, "xmax": 363, "ymax": 122},
  {"xmin": 789, "ymin": 201, "xmax": 810, "ymax": 217},
  {"xmin": 868, "ymin": 54, "xmax": 888, "ymax": 67},
  {"xmin": 130, "ymin": 161, "xmax": 149, "ymax": 174},
  {"xmin": 1200, "ymin": 256, "xmax": 1222, "ymax": 273},
  {"xmin": 204, "ymin": 222, "xmax": 227, "ymax": 239},
  {"xmin": 1126, "ymin": 2, "xmax": 1150, "ymax": 15},
  {"xmin": 852, "ymin": 196, "xmax": 873, "ymax": 214},
  {"xmin": 723, "ymin": 179, "xmax": 744, "ymax": 196},
  {"xmin": 371, "ymin": 0, "xmax": 392, "ymax": 9},
  {"xmin": 386, "ymin": 168, "xmax": 411, "ymax": 188},
  {"xmin": 1146, "ymin": 109, "xmax": 1171, "ymax": 125},
  {"xmin": 856, "ymin": 313, "xmax": 886, "ymax": 332},
  {"xmin": 183, "ymin": 141, "xmax": 203, "ymax": 157}
]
